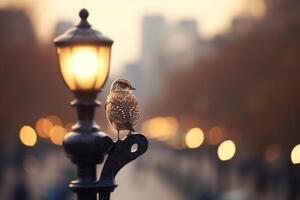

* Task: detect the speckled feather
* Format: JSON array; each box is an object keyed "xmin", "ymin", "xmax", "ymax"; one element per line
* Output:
[{"xmin": 105, "ymin": 90, "xmax": 140, "ymax": 131}]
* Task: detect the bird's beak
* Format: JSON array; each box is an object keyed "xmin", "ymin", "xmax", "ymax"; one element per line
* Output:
[{"xmin": 130, "ymin": 86, "xmax": 136, "ymax": 90}]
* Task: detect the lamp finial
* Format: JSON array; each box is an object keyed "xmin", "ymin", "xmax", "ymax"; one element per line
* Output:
[
  {"xmin": 79, "ymin": 8, "xmax": 89, "ymax": 20},
  {"xmin": 78, "ymin": 9, "xmax": 90, "ymax": 28}
]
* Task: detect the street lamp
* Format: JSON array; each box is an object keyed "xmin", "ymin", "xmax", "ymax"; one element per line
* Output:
[{"xmin": 53, "ymin": 9, "xmax": 148, "ymax": 200}]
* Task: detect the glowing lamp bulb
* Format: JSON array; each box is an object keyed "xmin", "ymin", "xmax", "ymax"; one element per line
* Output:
[{"xmin": 57, "ymin": 45, "xmax": 111, "ymax": 91}]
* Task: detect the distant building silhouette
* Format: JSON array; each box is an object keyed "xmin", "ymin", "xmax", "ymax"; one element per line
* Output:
[
  {"xmin": 123, "ymin": 16, "xmax": 203, "ymax": 104},
  {"xmin": 142, "ymin": 15, "xmax": 167, "ymax": 68},
  {"xmin": 140, "ymin": 16, "xmax": 167, "ymax": 103},
  {"xmin": 0, "ymin": 9, "xmax": 36, "ymax": 47},
  {"xmin": 177, "ymin": 19, "xmax": 198, "ymax": 40},
  {"xmin": 121, "ymin": 13, "xmax": 260, "ymax": 106},
  {"xmin": 164, "ymin": 19, "xmax": 201, "ymax": 69}
]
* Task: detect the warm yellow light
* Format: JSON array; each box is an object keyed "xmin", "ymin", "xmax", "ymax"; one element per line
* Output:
[
  {"xmin": 185, "ymin": 128, "xmax": 204, "ymax": 149},
  {"xmin": 217, "ymin": 140, "xmax": 236, "ymax": 161},
  {"xmin": 19, "ymin": 125, "xmax": 37, "ymax": 147},
  {"xmin": 291, "ymin": 144, "xmax": 300, "ymax": 164},
  {"xmin": 72, "ymin": 47, "xmax": 98, "ymax": 82},
  {"xmin": 47, "ymin": 115, "xmax": 62, "ymax": 126},
  {"xmin": 49, "ymin": 125, "xmax": 67, "ymax": 145},
  {"xmin": 35, "ymin": 118, "xmax": 53, "ymax": 138},
  {"xmin": 57, "ymin": 45, "xmax": 111, "ymax": 91},
  {"xmin": 141, "ymin": 117, "xmax": 178, "ymax": 141}
]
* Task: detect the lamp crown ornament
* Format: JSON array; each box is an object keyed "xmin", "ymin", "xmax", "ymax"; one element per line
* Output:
[
  {"xmin": 53, "ymin": 9, "xmax": 148, "ymax": 200},
  {"xmin": 79, "ymin": 8, "xmax": 89, "ymax": 19},
  {"xmin": 54, "ymin": 8, "xmax": 113, "ymax": 47},
  {"xmin": 78, "ymin": 9, "xmax": 91, "ymax": 28}
]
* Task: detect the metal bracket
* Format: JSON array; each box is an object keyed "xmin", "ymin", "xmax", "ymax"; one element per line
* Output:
[
  {"xmin": 93, "ymin": 133, "xmax": 148, "ymax": 199},
  {"xmin": 67, "ymin": 133, "xmax": 148, "ymax": 200},
  {"xmin": 100, "ymin": 133, "xmax": 148, "ymax": 181}
]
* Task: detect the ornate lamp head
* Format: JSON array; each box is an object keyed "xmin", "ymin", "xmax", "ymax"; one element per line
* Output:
[{"xmin": 54, "ymin": 9, "xmax": 113, "ymax": 96}]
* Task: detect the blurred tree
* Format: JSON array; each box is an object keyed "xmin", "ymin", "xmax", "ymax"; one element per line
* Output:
[
  {"xmin": 147, "ymin": 0, "xmax": 300, "ymax": 155},
  {"xmin": 0, "ymin": 9, "xmax": 74, "ymax": 182}
]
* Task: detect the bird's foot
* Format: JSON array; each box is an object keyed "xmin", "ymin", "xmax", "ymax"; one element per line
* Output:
[
  {"xmin": 117, "ymin": 130, "xmax": 121, "ymax": 141},
  {"xmin": 128, "ymin": 130, "xmax": 133, "ymax": 136}
]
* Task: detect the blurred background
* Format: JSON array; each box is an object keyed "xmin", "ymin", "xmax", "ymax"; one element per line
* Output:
[{"xmin": 0, "ymin": 0, "xmax": 300, "ymax": 199}]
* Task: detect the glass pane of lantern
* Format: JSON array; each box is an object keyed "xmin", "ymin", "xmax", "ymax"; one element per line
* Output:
[
  {"xmin": 95, "ymin": 46, "xmax": 111, "ymax": 90},
  {"xmin": 57, "ymin": 47, "xmax": 76, "ymax": 90},
  {"xmin": 57, "ymin": 45, "xmax": 111, "ymax": 91}
]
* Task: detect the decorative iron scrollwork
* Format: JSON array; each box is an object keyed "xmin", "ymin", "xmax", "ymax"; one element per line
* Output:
[{"xmin": 100, "ymin": 133, "xmax": 148, "ymax": 181}]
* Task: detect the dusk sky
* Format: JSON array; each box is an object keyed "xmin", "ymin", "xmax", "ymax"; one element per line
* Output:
[{"xmin": 0, "ymin": 0, "xmax": 265, "ymax": 74}]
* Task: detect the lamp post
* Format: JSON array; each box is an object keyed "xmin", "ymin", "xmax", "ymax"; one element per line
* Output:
[{"xmin": 53, "ymin": 9, "xmax": 148, "ymax": 200}]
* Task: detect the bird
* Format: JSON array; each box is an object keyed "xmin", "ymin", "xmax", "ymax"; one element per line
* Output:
[{"xmin": 105, "ymin": 79, "xmax": 140, "ymax": 140}]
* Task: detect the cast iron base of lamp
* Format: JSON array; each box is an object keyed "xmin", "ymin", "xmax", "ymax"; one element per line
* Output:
[{"xmin": 63, "ymin": 95, "xmax": 148, "ymax": 200}]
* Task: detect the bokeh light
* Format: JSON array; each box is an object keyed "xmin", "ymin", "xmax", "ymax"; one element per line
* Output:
[
  {"xmin": 291, "ymin": 144, "xmax": 300, "ymax": 164},
  {"xmin": 217, "ymin": 140, "xmax": 236, "ymax": 161},
  {"xmin": 141, "ymin": 116, "xmax": 178, "ymax": 141},
  {"xmin": 185, "ymin": 128, "xmax": 205, "ymax": 149},
  {"xmin": 207, "ymin": 126, "xmax": 224, "ymax": 145},
  {"xmin": 49, "ymin": 125, "xmax": 67, "ymax": 145},
  {"xmin": 47, "ymin": 115, "xmax": 63, "ymax": 126},
  {"xmin": 19, "ymin": 125, "xmax": 37, "ymax": 147},
  {"xmin": 35, "ymin": 118, "xmax": 53, "ymax": 138}
]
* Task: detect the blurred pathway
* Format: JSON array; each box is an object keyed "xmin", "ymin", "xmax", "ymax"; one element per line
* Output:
[{"xmin": 111, "ymin": 164, "xmax": 185, "ymax": 200}]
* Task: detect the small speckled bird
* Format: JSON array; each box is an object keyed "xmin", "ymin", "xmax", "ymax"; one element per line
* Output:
[{"xmin": 105, "ymin": 79, "xmax": 140, "ymax": 140}]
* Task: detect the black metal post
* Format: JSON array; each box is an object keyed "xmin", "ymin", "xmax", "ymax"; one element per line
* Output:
[
  {"xmin": 63, "ymin": 92, "xmax": 112, "ymax": 200},
  {"xmin": 76, "ymin": 165, "xmax": 97, "ymax": 200},
  {"xmin": 100, "ymin": 193, "xmax": 111, "ymax": 200}
]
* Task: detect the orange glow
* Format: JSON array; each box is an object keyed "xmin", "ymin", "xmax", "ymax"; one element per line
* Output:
[
  {"xmin": 57, "ymin": 45, "xmax": 111, "ymax": 91},
  {"xmin": 141, "ymin": 117, "xmax": 178, "ymax": 141},
  {"xmin": 19, "ymin": 125, "xmax": 37, "ymax": 147},
  {"xmin": 185, "ymin": 128, "xmax": 205, "ymax": 149},
  {"xmin": 207, "ymin": 126, "xmax": 224, "ymax": 145},
  {"xmin": 217, "ymin": 140, "xmax": 236, "ymax": 161},
  {"xmin": 291, "ymin": 144, "xmax": 300, "ymax": 164},
  {"xmin": 35, "ymin": 118, "xmax": 53, "ymax": 138},
  {"xmin": 47, "ymin": 115, "xmax": 63, "ymax": 126},
  {"xmin": 49, "ymin": 125, "xmax": 67, "ymax": 145}
]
